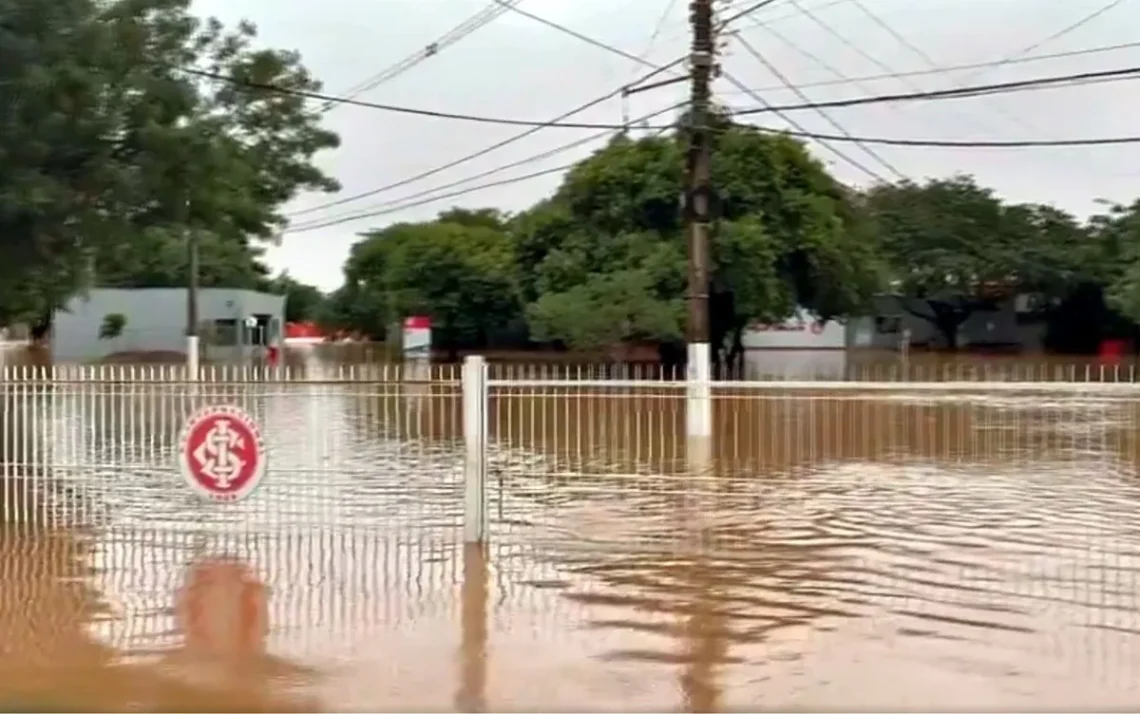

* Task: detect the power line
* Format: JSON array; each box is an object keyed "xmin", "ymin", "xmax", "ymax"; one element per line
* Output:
[
  {"xmin": 720, "ymin": 67, "xmax": 892, "ymax": 182},
  {"xmin": 183, "ymin": 61, "xmax": 1140, "ymax": 130},
  {"xmin": 288, "ymin": 102, "xmax": 688, "ymax": 230},
  {"xmin": 731, "ymin": 65, "xmax": 1140, "ymax": 117},
  {"xmin": 286, "ymin": 0, "xmax": 804, "ymax": 220},
  {"xmin": 731, "ymin": 30, "xmax": 905, "ymax": 181},
  {"xmin": 325, "ymin": 0, "xmax": 526, "ymax": 111},
  {"xmin": 746, "ymin": 125, "xmax": 1140, "ymax": 147},
  {"xmin": 719, "ymin": 0, "xmax": 788, "ymax": 27},
  {"xmin": 502, "ymin": 0, "xmax": 893, "ymax": 180},
  {"xmin": 282, "ymin": 59, "xmax": 684, "ymax": 218},
  {"xmin": 491, "ymin": 0, "xmax": 660, "ymax": 70},
  {"xmin": 287, "ymin": 120, "xmax": 1140, "ymax": 235},
  {"xmin": 989, "ymin": 0, "xmax": 1129, "ymax": 73},
  {"xmin": 720, "ymin": 41, "xmax": 1140, "ymax": 95},
  {"xmin": 177, "ymin": 65, "xmax": 670, "ymax": 130},
  {"xmin": 633, "ymin": 0, "xmax": 681, "ymax": 71},
  {"xmin": 288, "ymin": 163, "xmax": 576, "ymax": 233}
]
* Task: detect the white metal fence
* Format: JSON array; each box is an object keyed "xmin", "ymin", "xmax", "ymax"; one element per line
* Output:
[
  {"xmin": 2, "ymin": 357, "xmax": 1140, "ymax": 706},
  {"xmin": 3, "ymin": 358, "xmax": 1140, "ymax": 539}
]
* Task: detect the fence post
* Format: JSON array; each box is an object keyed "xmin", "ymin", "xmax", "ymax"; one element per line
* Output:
[
  {"xmin": 686, "ymin": 344, "xmax": 713, "ymax": 474},
  {"xmin": 462, "ymin": 355, "xmax": 488, "ymax": 543},
  {"xmin": 186, "ymin": 335, "xmax": 199, "ymax": 380}
]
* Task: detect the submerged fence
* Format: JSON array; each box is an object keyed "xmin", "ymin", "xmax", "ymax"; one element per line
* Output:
[
  {"xmin": 1, "ymin": 358, "xmax": 1139, "ymax": 538},
  {"xmin": 2, "ymin": 358, "xmax": 1140, "ymax": 706}
]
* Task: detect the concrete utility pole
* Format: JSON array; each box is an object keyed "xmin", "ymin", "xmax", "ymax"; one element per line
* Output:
[
  {"xmin": 685, "ymin": 0, "xmax": 715, "ymax": 468},
  {"xmin": 183, "ymin": 195, "xmax": 200, "ymax": 377}
]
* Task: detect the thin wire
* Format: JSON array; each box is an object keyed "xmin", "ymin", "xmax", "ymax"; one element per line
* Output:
[
  {"xmin": 291, "ymin": 123, "xmax": 679, "ymax": 234},
  {"xmin": 184, "ymin": 61, "xmax": 1140, "ymax": 128},
  {"xmin": 732, "ymin": 33, "xmax": 905, "ymax": 180},
  {"xmin": 289, "ymin": 163, "xmax": 577, "ymax": 233},
  {"xmin": 731, "ymin": 65, "xmax": 1140, "ymax": 116},
  {"xmin": 179, "ymin": 65, "xmax": 652, "ymax": 130},
  {"xmin": 325, "ymin": 0, "xmax": 526, "ymax": 111},
  {"xmin": 719, "ymin": 69, "xmax": 889, "ymax": 181},
  {"xmin": 720, "ymin": 0, "xmax": 789, "ymax": 27},
  {"xmin": 283, "ymin": 59, "xmax": 685, "ymax": 217},
  {"xmin": 491, "ymin": 0, "xmax": 663, "ymax": 71},
  {"xmin": 988, "ymin": 0, "xmax": 1130, "ymax": 73},
  {"xmin": 290, "ymin": 124, "xmax": 1140, "ymax": 234},
  {"xmin": 286, "ymin": 0, "xmax": 808, "ymax": 219},
  {"xmin": 747, "ymin": 125, "xmax": 1140, "ymax": 147},
  {"xmin": 719, "ymin": 41, "xmax": 1140, "ymax": 95},
  {"xmin": 287, "ymin": 102, "xmax": 688, "ymax": 231}
]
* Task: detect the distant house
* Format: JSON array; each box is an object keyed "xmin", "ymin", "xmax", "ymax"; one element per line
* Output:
[
  {"xmin": 51, "ymin": 288, "xmax": 284, "ymax": 363},
  {"xmin": 860, "ymin": 294, "xmax": 1046, "ymax": 351},
  {"xmin": 741, "ymin": 294, "xmax": 1046, "ymax": 354}
]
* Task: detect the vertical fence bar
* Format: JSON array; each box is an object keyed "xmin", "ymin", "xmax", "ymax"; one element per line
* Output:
[{"xmin": 462, "ymin": 355, "xmax": 488, "ymax": 543}]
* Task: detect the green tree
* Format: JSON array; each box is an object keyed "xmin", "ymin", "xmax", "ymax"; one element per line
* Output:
[
  {"xmin": 0, "ymin": 0, "xmax": 339, "ymax": 325},
  {"xmin": 863, "ymin": 175, "xmax": 1087, "ymax": 348},
  {"xmin": 1096, "ymin": 200, "xmax": 1140, "ymax": 322},
  {"xmin": 515, "ymin": 126, "xmax": 879, "ymax": 364},
  {"xmin": 267, "ymin": 273, "xmax": 325, "ymax": 323},
  {"xmin": 341, "ymin": 219, "xmax": 521, "ymax": 354}
]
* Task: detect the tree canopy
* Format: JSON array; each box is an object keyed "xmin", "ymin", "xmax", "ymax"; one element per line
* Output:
[
  {"xmin": 0, "ymin": 0, "xmax": 338, "ymax": 325},
  {"xmin": 326, "ymin": 119, "xmax": 1137, "ymax": 356}
]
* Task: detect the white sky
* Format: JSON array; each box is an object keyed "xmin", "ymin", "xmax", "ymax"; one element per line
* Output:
[{"xmin": 191, "ymin": 0, "xmax": 1140, "ymax": 291}]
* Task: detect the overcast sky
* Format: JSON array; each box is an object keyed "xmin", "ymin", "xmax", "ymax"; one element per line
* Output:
[{"xmin": 192, "ymin": 0, "xmax": 1140, "ymax": 291}]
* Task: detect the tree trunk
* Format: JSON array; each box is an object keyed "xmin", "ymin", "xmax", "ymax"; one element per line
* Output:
[{"xmin": 936, "ymin": 319, "xmax": 960, "ymax": 350}]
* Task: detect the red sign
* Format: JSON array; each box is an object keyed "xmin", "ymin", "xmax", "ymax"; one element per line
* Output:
[
  {"xmin": 178, "ymin": 405, "xmax": 266, "ymax": 502},
  {"xmin": 175, "ymin": 556, "xmax": 268, "ymax": 659},
  {"xmin": 403, "ymin": 315, "xmax": 432, "ymax": 330}
]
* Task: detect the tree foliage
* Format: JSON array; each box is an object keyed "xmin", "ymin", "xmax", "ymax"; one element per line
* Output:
[
  {"xmin": 0, "ymin": 0, "xmax": 338, "ymax": 325},
  {"xmin": 338, "ymin": 221, "xmax": 519, "ymax": 352},
  {"xmin": 863, "ymin": 176, "xmax": 1092, "ymax": 347},
  {"xmin": 511, "ymin": 128, "xmax": 879, "ymax": 361}
]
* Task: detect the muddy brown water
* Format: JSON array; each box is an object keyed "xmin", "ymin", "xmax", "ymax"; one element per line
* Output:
[{"xmin": 1, "ymin": 343, "xmax": 1140, "ymax": 709}]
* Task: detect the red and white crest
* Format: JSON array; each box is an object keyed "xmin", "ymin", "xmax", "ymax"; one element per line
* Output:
[{"xmin": 178, "ymin": 405, "xmax": 266, "ymax": 502}]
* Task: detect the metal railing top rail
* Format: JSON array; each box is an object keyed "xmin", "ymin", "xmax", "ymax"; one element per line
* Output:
[
  {"xmin": 1, "ymin": 358, "xmax": 1138, "ymax": 385},
  {"xmin": 488, "ymin": 377, "xmax": 1140, "ymax": 392},
  {"xmin": 0, "ymin": 363, "xmax": 461, "ymax": 384},
  {"xmin": 483, "ymin": 360, "xmax": 1140, "ymax": 384}
]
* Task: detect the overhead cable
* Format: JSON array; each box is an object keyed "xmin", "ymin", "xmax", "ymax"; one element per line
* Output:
[
  {"xmin": 730, "ymin": 34, "xmax": 904, "ymax": 181},
  {"xmin": 731, "ymin": 65, "xmax": 1140, "ymax": 117},
  {"xmin": 722, "ymin": 41, "xmax": 1140, "ymax": 95},
  {"xmin": 326, "ymin": 0, "xmax": 527, "ymax": 110},
  {"xmin": 287, "ymin": 102, "xmax": 688, "ymax": 230}
]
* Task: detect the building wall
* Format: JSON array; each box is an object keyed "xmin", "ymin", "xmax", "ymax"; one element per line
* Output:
[
  {"xmin": 741, "ymin": 296, "xmax": 1046, "ymax": 353},
  {"xmin": 740, "ymin": 307, "xmax": 848, "ymax": 350},
  {"xmin": 867, "ymin": 295, "xmax": 1044, "ymax": 351},
  {"xmin": 51, "ymin": 288, "xmax": 284, "ymax": 363}
]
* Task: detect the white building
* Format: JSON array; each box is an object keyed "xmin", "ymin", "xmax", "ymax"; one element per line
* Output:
[{"xmin": 51, "ymin": 288, "xmax": 284, "ymax": 363}]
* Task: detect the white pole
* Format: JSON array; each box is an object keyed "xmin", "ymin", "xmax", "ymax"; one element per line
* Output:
[
  {"xmin": 186, "ymin": 334, "xmax": 199, "ymax": 380},
  {"xmin": 686, "ymin": 342, "xmax": 712, "ymax": 474},
  {"xmin": 462, "ymin": 355, "xmax": 488, "ymax": 543}
]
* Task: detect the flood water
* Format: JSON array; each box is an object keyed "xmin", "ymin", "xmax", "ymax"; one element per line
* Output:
[{"xmin": 2, "ymin": 345, "xmax": 1140, "ymax": 709}]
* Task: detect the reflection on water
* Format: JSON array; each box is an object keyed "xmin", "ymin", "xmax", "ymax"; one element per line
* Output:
[{"xmin": 0, "ymin": 346, "xmax": 1139, "ymax": 709}]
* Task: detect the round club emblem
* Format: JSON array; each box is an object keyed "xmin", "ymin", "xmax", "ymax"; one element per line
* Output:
[
  {"xmin": 178, "ymin": 405, "xmax": 266, "ymax": 502},
  {"xmin": 810, "ymin": 321, "xmax": 825, "ymax": 334}
]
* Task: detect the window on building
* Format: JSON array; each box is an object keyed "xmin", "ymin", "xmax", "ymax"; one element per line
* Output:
[
  {"xmin": 875, "ymin": 316, "xmax": 901, "ymax": 334},
  {"xmin": 211, "ymin": 319, "xmax": 238, "ymax": 346}
]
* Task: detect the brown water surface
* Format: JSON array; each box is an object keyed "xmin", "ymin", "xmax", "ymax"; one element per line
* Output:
[{"xmin": 0, "ymin": 344, "xmax": 1139, "ymax": 710}]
